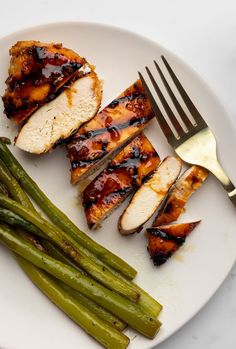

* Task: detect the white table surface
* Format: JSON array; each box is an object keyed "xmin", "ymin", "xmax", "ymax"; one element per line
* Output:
[{"xmin": 1, "ymin": 0, "xmax": 236, "ymax": 348}]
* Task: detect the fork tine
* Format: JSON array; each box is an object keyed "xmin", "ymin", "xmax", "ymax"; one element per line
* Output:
[
  {"xmin": 145, "ymin": 66, "xmax": 186, "ymax": 138},
  {"xmin": 161, "ymin": 56, "xmax": 208, "ymax": 129},
  {"xmin": 138, "ymin": 71, "xmax": 176, "ymax": 146},
  {"xmin": 154, "ymin": 60, "xmax": 193, "ymax": 130}
]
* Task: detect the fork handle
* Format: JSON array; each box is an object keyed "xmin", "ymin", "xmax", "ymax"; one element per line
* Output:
[
  {"xmin": 228, "ymin": 188, "xmax": 236, "ymax": 206},
  {"xmin": 207, "ymin": 160, "xmax": 236, "ymax": 207}
]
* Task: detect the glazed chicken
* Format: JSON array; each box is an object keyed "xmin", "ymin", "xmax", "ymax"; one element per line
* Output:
[
  {"xmin": 147, "ymin": 221, "xmax": 200, "ymax": 266},
  {"xmin": 119, "ymin": 156, "xmax": 182, "ymax": 235},
  {"xmin": 82, "ymin": 133, "xmax": 160, "ymax": 229},
  {"xmin": 2, "ymin": 41, "xmax": 88, "ymax": 124},
  {"xmin": 67, "ymin": 79, "xmax": 155, "ymax": 184},
  {"xmin": 15, "ymin": 71, "xmax": 102, "ymax": 154},
  {"xmin": 153, "ymin": 165, "xmax": 209, "ymax": 226}
]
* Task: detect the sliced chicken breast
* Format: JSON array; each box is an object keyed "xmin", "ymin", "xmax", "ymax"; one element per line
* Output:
[
  {"xmin": 82, "ymin": 133, "xmax": 160, "ymax": 229},
  {"xmin": 153, "ymin": 165, "xmax": 209, "ymax": 226},
  {"xmin": 147, "ymin": 221, "xmax": 200, "ymax": 266},
  {"xmin": 67, "ymin": 79, "xmax": 155, "ymax": 184},
  {"xmin": 119, "ymin": 156, "xmax": 182, "ymax": 235},
  {"xmin": 15, "ymin": 72, "xmax": 102, "ymax": 154},
  {"xmin": 3, "ymin": 41, "xmax": 88, "ymax": 124}
]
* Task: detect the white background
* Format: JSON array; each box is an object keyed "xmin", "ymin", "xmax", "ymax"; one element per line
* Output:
[{"xmin": 0, "ymin": 0, "xmax": 236, "ymax": 348}]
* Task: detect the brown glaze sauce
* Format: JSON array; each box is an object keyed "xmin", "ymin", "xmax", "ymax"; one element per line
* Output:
[
  {"xmin": 65, "ymin": 85, "xmax": 78, "ymax": 107},
  {"xmin": 147, "ymin": 222, "xmax": 199, "ymax": 265},
  {"xmin": 82, "ymin": 134, "xmax": 159, "ymax": 226},
  {"xmin": 3, "ymin": 44, "xmax": 84, "ymax": 123},
  {"xmin": 68, "ymin": 79, "xmax": 155, "ymax": 184},
  {"xmin": 147, "ymin": 230, "xmax": 180, "ymax": 266},
  {"xmin": 153, "ymin": 197, "xmax": 184, "ymax": 226},
  {"xmin": 32, "ymin": 46, "xmax": 82, "ymax": 83},
  {"xmin": 68, "ymin": 108, "xmax": 152, "ymax": 170},
  {"xmin": 11, "ymin": 46, "xmax": 81, "ymax": 87},
  {"xmin": 147, "ymin": 228, "xmax": 186, "ymax": 244}
]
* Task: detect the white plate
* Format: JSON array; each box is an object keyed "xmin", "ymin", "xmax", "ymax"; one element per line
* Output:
[{"xmin": 0, "ymin": 22, "xmax": 236, "ymax": 349}]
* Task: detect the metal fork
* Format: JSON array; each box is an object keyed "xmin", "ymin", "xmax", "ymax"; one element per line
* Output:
[{"xmin": 138, "ymin": 56, "xmax": 236, "ymax": 206}]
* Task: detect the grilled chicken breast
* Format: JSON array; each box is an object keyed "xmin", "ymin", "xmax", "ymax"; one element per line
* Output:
[
  {"xmin": 15, "ymin": 72, "xmax": 102, "ymax": 154},
  {"xmin": 2, "ymin": 41, "xmax": 88, "ymax": 124},
  {"xmin": 147, "ymin": 221, "xmax": 200, "ymax": 266},
  {"xmin": 67, "ymin": 79, "xmax": 155, "ymax": 184},
  {"xmin": 82, "ymin": 133, "xmax": 160, "ymax": 229},
  {"xmin": 153, "ymin": 166, "xmax": 209, "ymax": 226},
  {"xmin": 119, "ymin": 157, "xmax": 182, "ymax": 235}
]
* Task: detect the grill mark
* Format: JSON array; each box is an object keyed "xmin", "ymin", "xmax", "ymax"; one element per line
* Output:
[
  {"xmin": 109, "ymin": 151, "xmax": 156, "ymax": 172},
  {"xmin": 71, "ymin": 138, "xmax": 109, "ymax": 169},
  {"xmin": 7, "ymin": 46, "xmax": 83, "ymax": 90},
  {"xmin": 82, "ymin": 133, "xmax": 159, "ymax": 227},
  {"xmin": 150, "ymin": 251, "xmax": 172, "ymax": 266},
  {"xmin": 162, "ymin": 201, "xmax": 174, "ymax": 215},
  {"xmin": 69, "ymin": 114, "xmax": 151, "ymax": 170},
  {"xmin": 84, "ymin": 186, "xmax": 131, "ymax": 211},
  {"xmin": 71, "ymin": 154, "xmax": 106, "ymax": 169},
  {"xmin": 107, "ymin": 93, "xmax": 145, "ymax": 108},
  {"xmin": 103, "ymin": 187, "xmax": 132, "ymax": 206},
  {"xmin": 109, "ymin": 146, "xmax": 142, "ymax": 170},
  {"xmin": 147, "ymin": 228, "xmax": 186, "ymax": 245},
  {"xmin": 4, "ymin": 44, "xmax": 85, "ymax": 122},
  {"xmin": 106, "ymin": 186, "xmax": 131, "ymax": 197},
  {"xmin": 102, "ymin": 139, "xmax": 109, "ymax": 152},
  {"xmin": 82, "ymin": 142, "xmax": 156, "ymax": 209},
  {"xmin": 7, "ymin": 72, "xmax": 81, "ymax": 117},
  {"xmin": 76, "ymin": 113, "xmax": 150, "ymax": 141}
]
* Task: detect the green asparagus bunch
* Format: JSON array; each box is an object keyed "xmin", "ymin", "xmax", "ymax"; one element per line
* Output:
[{"xmin": 0, "ymin": 138, "xmax": 162, "ymax": 348}]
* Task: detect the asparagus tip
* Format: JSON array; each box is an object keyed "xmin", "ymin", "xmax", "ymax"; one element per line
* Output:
[{"xmin": 0, "ymin": 137, "xmax": 11, "ymax": 145}]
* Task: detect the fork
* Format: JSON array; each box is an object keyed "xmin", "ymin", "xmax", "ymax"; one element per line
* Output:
[{"xmin": 138, "ymin": 56, "xmax": 236, "ymax": 206}]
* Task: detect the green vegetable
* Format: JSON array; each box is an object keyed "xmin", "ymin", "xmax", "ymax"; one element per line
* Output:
[
  {"xmin": 0, "ymin": 182, "xmax": 9, "ymax": 196},
  {"xmin": 0, "ymin": 201, "xmax": 161, "ymax": 316},
  {"xmin": 0, "ymin": 158, "xmax": 139, "ymax": 301},
  {"xmin": 0, "ymin": 158, "xmax": 162, "ymax": 316},
  {"xmin": 0, "ymin": 137, "xmax": 11, "ymax": 144},
  {"xmin": 110, "ymin": 269, "xmax": 162, "ymax": 317},
  {"xmin": 0, "ymin": 223, "xmax": 161, "ymax": 339},
  {"xmin": 17, "ymin": 257, "xmax": 129, "ymax": 349},
  {"xmin": 2, "ymin": 169, "xmax": 120, "ymax": 337},
  {"xmin": 59, "ymin": 281, "xmax": 127, "ymax": 331},
  {"xmin": 0, "ymin": 193, "xmax": 139, "ymax": 302},
  {"xmin": 0, "ymin": 140, "xmax": 162, "ymax": 342},
  {"xmin": 0, "ymin": 158, "xmax": 35, "ymax": 210},
  {"xmin": 0, "ymin": 140, "xmax": 136, "ymax": 279},
  {"xmin": 20, "ymin": 230, "xmax": 127, "ymax": 332},
  {"xmin": 19, "ymin": 229, "xmax": 127, "ymax": 332},
  {"xmin": 130, "ymin": 283, "xmax": 162, "ymax": 317},
  {"xmin": 0, "ymin": 206, "xmax": 43, "ymax": 236},
  {"xmin": 44, "ymin": 234, "xmax": 162, "ymax": 317},
  {"xmin": 42, "ymin": 239, "xmax": 87, "ymax": 273},
  {"xmin": 42, "ymin": 238, "xmax": 162, "ymax": 317},
  {"xmin": 0, "ymin": 161, "xmax": 130, "ymax": 342}
]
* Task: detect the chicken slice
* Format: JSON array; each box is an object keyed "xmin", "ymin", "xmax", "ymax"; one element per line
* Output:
[
  {"xmin": 82, "ymin": 133, "xmax": 160, "ymax": 229},
  {"xmin": 147, "ymin": 221, "xmax": 200, "ymax": 266},
  {"xmin": 153, "ymin": 165, "xmax": 209, "ymax": 226},
  {"xmin": 119, "ymin": 156, "xmax": 182, "ymax": 235},
  {"xmin": 15, "ymin": 72, "xmax": 102, "ymax": 154},
  {"xmin": 67, "ymin": 79, "xmax": 155, "ymax": 184},
  {"xmin": 2, "ymin": 41, "xmax": 88, "ymax": 124}
]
